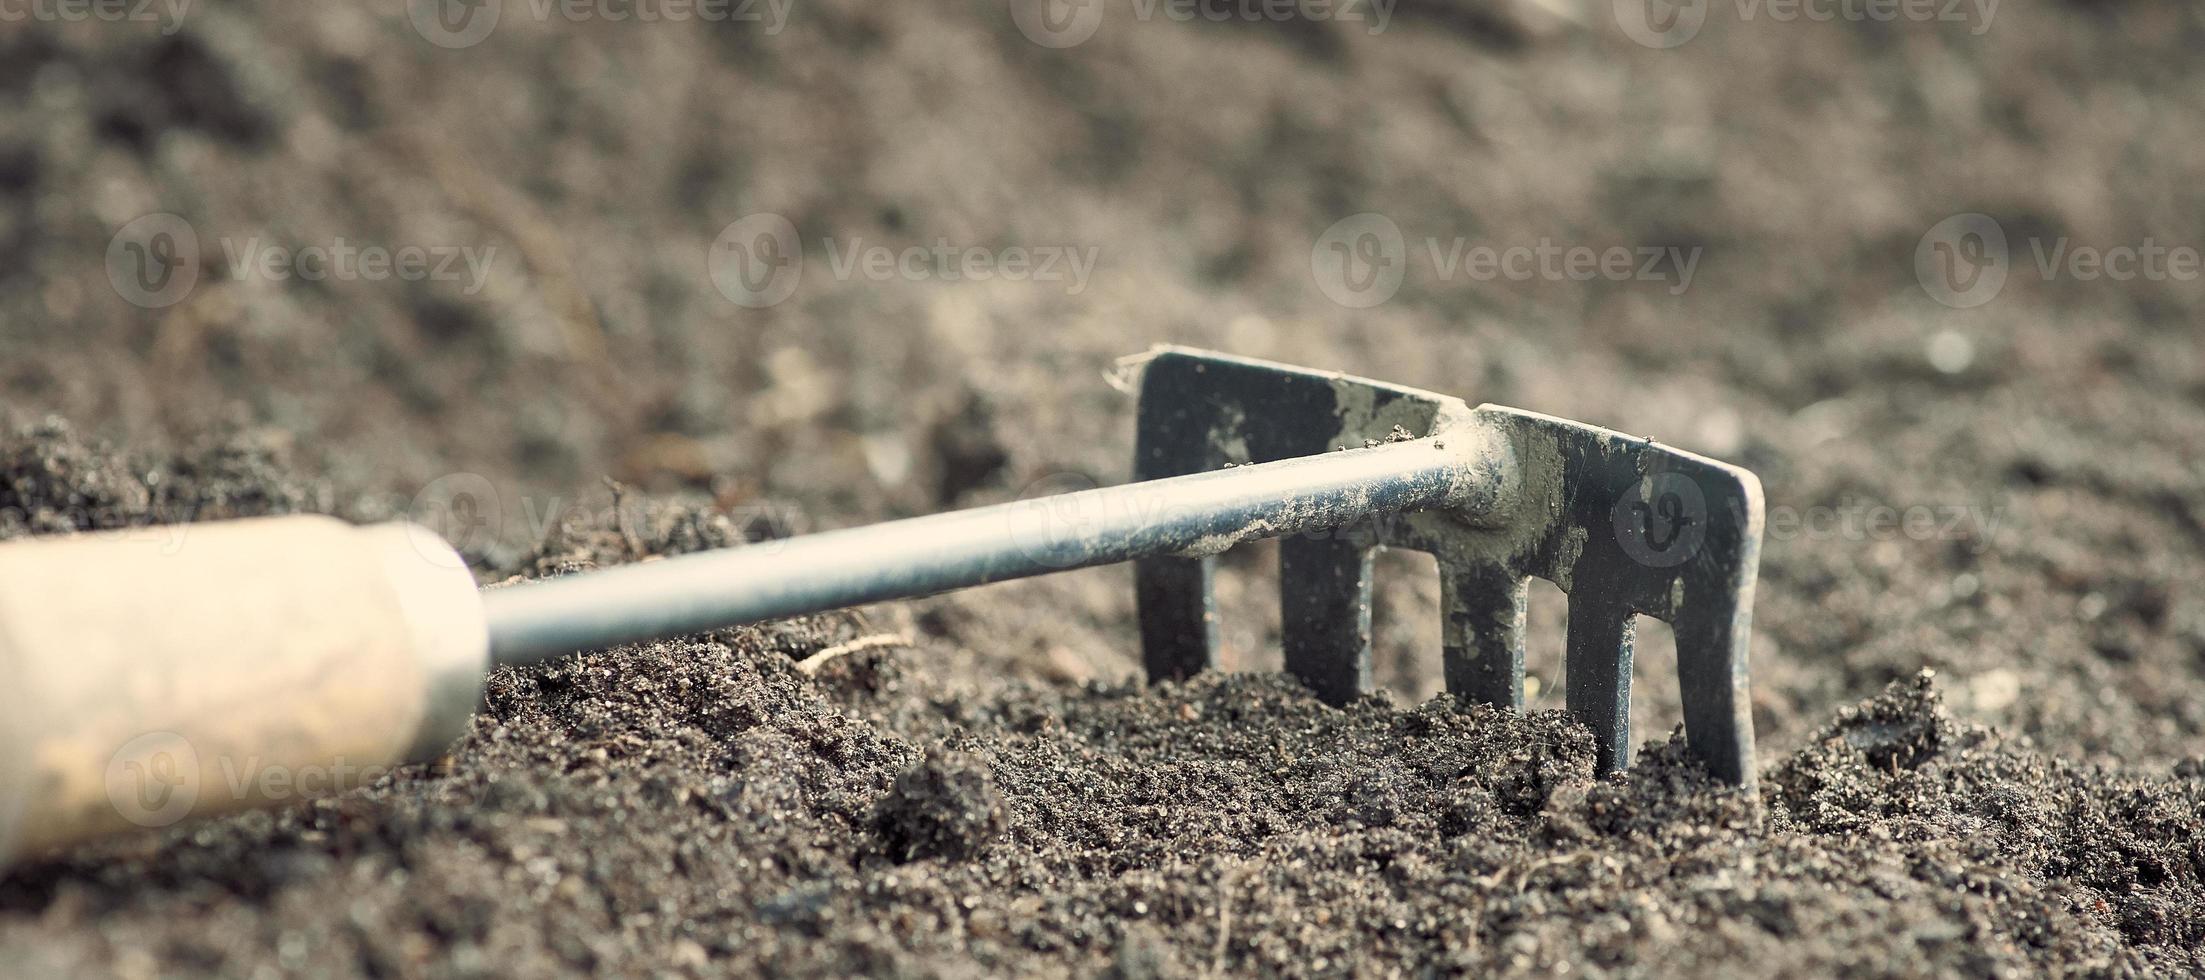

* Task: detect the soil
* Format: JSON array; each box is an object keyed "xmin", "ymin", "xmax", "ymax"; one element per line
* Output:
[{"xmin": 3, "ymin": 1, "xmax": 2205, "ymax": 976}]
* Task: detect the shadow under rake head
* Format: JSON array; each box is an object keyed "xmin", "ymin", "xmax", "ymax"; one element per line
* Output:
[{"xmin": 1131, "ymin": 347, "xmax": 1764, "ymax": 789}]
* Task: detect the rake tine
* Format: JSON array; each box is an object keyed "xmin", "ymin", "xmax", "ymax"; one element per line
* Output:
[
  {"xmin": 1279, "ymin": 533, "xmax": 1377, "ymax": 707},
  {"xmin": 1442, "ymin": 564, "xmax": 1527, "ymax": 710},
  {"xmin": 1135, "ymin": 552, "xmax": 1218, "ymax": 683},
  {"xmin": 1563, "ymin": 587, "xmax": 1637, "ymax": 772},
  {"xmin": 1667, "ymin": 546, "xmax": 1761, "ymax": 786}
]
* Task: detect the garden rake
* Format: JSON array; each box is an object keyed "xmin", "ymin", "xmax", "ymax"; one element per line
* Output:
[{"xmin": 0, "ymin": 347, "xmax": 1763, "ymax": 867}]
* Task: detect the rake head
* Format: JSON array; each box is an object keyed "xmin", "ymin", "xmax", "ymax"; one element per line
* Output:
[{"xmin": 1131, "ymin": 347, "xmax": 1764, "ymax": 788}]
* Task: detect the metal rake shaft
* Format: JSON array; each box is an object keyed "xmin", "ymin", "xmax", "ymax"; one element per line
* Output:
[{"xmin": 482, "ymin": 430, "xmax": 1512, "ymax": 667}]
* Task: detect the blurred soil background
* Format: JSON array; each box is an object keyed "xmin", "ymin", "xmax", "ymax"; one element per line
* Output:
[{"xmin": 0, "ymin": 0, "xmax": 2201, "ymax": 975}]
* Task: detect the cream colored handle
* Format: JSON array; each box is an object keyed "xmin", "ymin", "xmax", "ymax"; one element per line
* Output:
[{"xmin": 0, "ymin": 516, "xmax": 487, "ymax": 865}]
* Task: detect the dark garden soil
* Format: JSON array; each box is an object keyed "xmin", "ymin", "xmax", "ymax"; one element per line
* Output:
[{"xmin": 2, "ymin": 1, "xmax": 2204, "ymax": 975}]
